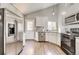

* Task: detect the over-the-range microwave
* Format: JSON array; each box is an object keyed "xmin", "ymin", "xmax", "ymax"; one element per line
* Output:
[{"xmin": 65, "ymin": 13, "xmax": 79, "ymax": 25}]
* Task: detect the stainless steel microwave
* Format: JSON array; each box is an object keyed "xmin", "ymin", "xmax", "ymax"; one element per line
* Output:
[
  {"xmin": 76, "ymin": 13, "xmax": 79, "ymax": 21},
  {"xmin": 65, "ymin": 15, "xmax": 76, "ymax": 24}
]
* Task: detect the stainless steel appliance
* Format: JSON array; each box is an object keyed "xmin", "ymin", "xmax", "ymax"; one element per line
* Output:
[
  {"xmin": 70, "ymin": 28, "xmax": 79, "ymax": 55},
  {"xmin": 65, "ymin": 12, "xmax": 79, "ymax": 25},
  {"xmin": 76, "ymin": 13, "xmax": 79, "ymax": 21},
  {"xmin": 65, "ymin": 15, "xmax": 76, "ymax": 25},
  {"xmin": 38, "ymin": 32, "xmax": 45, "ymax": 42},
  {"xmin": 0, "ymin": 8, "xmax": 4, "ymax": 55},
  {"xmin": 61, "ymin": 33, "xmax": 75, "ymax": 55},
  {"xmin": 61, "ymin": 28, "xmax": 79, "ymax": 55}
]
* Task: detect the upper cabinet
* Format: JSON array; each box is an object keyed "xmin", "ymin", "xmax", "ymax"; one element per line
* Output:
[{"xmin": 36, "ymin": 17, "xmax": 48, "ymax": 26}]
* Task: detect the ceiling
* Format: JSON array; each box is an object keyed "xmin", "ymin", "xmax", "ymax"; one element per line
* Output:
[{"xmin": 12, "ymin": 3, "xmax": 56, "ymax": 15}]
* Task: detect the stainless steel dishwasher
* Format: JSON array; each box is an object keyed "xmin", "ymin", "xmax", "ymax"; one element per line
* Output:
[{"xmin": 38, "ymin": 32, "xmax": 45, "ymax": 42}]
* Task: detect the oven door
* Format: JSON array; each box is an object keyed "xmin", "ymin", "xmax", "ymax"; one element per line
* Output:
[{"xmin": 61, "ymin": 34, "xmax": 75, "ymax": 55}]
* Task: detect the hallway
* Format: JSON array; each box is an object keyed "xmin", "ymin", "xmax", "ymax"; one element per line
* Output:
[{"xmin": 20, "ymin": 40, "xmax": 65, "ymax": 55}]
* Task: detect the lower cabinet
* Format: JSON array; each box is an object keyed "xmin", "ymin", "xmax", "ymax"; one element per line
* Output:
[
  {"xmin": 46, "ymin": 32, "xmax": 58, "ymax": 44},
  {"xmin": 35, "ymin": 32, "xmax": 60, "ymax": 46}
]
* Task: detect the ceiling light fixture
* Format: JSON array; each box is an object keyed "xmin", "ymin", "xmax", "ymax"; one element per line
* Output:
[
  {"xmin": 61, "ymin": 11, "xmax": 66, "ymax": 15},
  {"xmin": 52, "ymin": 12, "xmax": 55, "ymax": 16},
  {"xmin": 52, "ymin": 8, "xmax": 55, "ymax": 16}
]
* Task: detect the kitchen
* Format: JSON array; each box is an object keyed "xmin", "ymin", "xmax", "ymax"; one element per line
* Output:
[{"xmin": 0, "ymin": 3, "xmax": 79, "ymax": 55}]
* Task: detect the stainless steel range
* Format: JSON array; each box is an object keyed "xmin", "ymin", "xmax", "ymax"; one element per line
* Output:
[
  {"xmin": 61, "ymin": 28, "xmax": 79, "ymax": 55},
  {"xmin": 61, "ymin": 33, "xmax": 75, "ymax": 55}
]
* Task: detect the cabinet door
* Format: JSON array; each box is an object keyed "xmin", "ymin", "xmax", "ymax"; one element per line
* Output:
[
  {"xmin": 36, "ymin": 17, "xmax": 48, "ymax": 26},
  {"xmin": 46, "ymin": 33, "xmax": 57, "ymax": 44}
]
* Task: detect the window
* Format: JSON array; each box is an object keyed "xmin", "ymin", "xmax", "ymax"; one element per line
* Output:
[
  {"xmin": 26, "ymin": 21, "xmax": 34, "ymax": 31},
  {"xmin": 47, "ymin": 21, "xmax": 57, "ymax": 31}
]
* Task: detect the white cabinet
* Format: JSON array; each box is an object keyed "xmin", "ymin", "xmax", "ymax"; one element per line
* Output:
[
  {"xmin": 36, "ymin": 17, "xmax": 48, "ymax": 27},
  {"xmin": 35, "ymin": 32, "xmax": 60, "ymax": 46},
  {"xmin": 46, "ymin": 32, "xmax": 58, "ymax": 44},
  {"xmin": 76, "ymin": 37, "xmax": 79, "ymax": 55}
]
